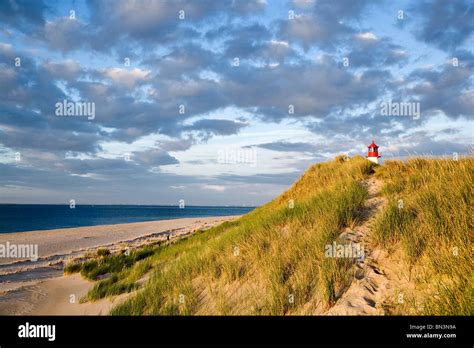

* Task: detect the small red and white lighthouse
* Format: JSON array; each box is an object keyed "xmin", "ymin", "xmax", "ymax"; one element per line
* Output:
[{"xmin": 367, "ymin": 140, "xmax": 381, "ymax": 164}]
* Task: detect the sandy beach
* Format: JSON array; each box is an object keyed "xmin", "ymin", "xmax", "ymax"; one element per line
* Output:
[{"xmin": 0, "ymin": 215, "xmax": 239, "ymax": 315}]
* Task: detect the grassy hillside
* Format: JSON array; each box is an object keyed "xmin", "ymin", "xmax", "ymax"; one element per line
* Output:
[
  {"xmin": 109, "ymin": 156, "xmax": 377, "ymax": 314},
  {"xmin": 373, "ymin": 157, "xmax": 473, "ymax": 315},
  {"xmin": 64, "ymin": 155, "xmax": 473, "ymax": 315}
]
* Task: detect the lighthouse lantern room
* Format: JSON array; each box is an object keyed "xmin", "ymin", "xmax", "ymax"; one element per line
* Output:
[{"xmin": 367, "ymin": 140, "xmax": 381, "ymax": 164}]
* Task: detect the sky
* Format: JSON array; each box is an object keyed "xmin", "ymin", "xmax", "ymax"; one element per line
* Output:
[{"xmin": 0, "ymin": 0, "xmax": 473, "ymax": 206}]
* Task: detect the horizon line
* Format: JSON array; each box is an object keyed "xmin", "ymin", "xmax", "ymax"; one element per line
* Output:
[{"xmin": 0, "ymin": 203, "xmax": 258, "ymax": 207}]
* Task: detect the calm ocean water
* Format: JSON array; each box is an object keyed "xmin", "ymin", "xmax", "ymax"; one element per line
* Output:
[{"xmin": 0, "ymin": 204, "xmax": 255, "ymax": 233}]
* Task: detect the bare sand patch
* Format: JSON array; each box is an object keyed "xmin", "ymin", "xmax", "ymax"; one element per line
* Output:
[{"xmin": 0, "ymin": 274, "xmax": 125, "ymax": 315}]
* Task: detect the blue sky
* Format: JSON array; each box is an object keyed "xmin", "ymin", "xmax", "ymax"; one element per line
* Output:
[{"xmin": 0, "ymin": 0, "xmax": 473, "ymax": 205}]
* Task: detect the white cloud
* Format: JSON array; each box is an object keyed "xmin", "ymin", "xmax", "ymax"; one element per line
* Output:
[
  {"xmin": 0, "ymin": 42, "xmax": 12, "ymax": 51},
  {"xmin": 103, "ymin": 68, "xmax": 151, "ymax": 88},
  {"xmin": 292, "ymin": 0, "xmax": 315, "ymax": 9},
  {"xmin": 269, "ymin": 40, "xmax": 289, "ymax": 47},
  {"xmin": 44, "ymin": 59, "xmax": 81, "ymax": 79},
  {"xmin": 356, "ymin": 32, "xmax": 378, "ymax": 41},
  {"xmin": 202, "ymin": 184, "xmax": 227, "ymax": 192}
]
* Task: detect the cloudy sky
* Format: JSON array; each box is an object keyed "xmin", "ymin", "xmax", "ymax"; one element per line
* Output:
[{"xmin": 0, "ymin": 0, "xmax": 473, "ymax": 205}]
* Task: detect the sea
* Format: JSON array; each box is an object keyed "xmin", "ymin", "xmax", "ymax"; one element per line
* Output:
[{"xmin": 0, "ymin": 204, "xmax": 255, "ymax": 233}]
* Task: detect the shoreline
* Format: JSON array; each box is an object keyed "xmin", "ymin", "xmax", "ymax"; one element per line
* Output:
[
  {"xmin": 0, "ymin": 215, "xmax": 239, "ymax": 315},
  {"xmin": 0, "ymin": 216, "xmax": 239, "ymax": 266},
  {"xmin": 0, "ymin": 205, "xmax": 254, "ymax": 235}
]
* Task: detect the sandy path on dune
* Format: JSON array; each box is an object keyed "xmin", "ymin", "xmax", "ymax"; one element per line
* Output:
[{"xmin": 325, "ymin": 177, "xmax": 392, "ymax": 315}]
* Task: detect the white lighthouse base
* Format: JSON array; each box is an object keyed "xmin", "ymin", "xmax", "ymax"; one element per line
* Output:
[{"xmin": 367, "ymin": 156, "xmax": 379, "ymax": 164}]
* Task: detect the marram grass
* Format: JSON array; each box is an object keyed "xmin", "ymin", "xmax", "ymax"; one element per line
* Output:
[
  {"xmin": 374, "ymin": 157, "xmax": 473, "ymax": 315},
  {"xmin": 110, "ymin": 155, "xmax": 373, "ymax": 315},
  {"xmin": 66, "ymin": 155, "xmax": 472, "ymax": 315}
]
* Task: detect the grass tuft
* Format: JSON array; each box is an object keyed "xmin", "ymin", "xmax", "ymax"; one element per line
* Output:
[{"xmin": 374, "ymin": 156, "xmax": 473, "ymax": 315}]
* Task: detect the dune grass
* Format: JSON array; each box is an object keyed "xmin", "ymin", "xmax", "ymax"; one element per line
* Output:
[
  {"xmin": 64, "ymin": 246, "xmax": 156, "ymax": 281},
  {"xmin": 373, "ymin": 157, "xmax": 473, "ymax": 315},
  {"xmin": 107, "ymin": 155, "xmax": 375, "ymax": 315},
  {"xmin": 65, "ymin": 155, "xmax": 471, "ymax": 315}
]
